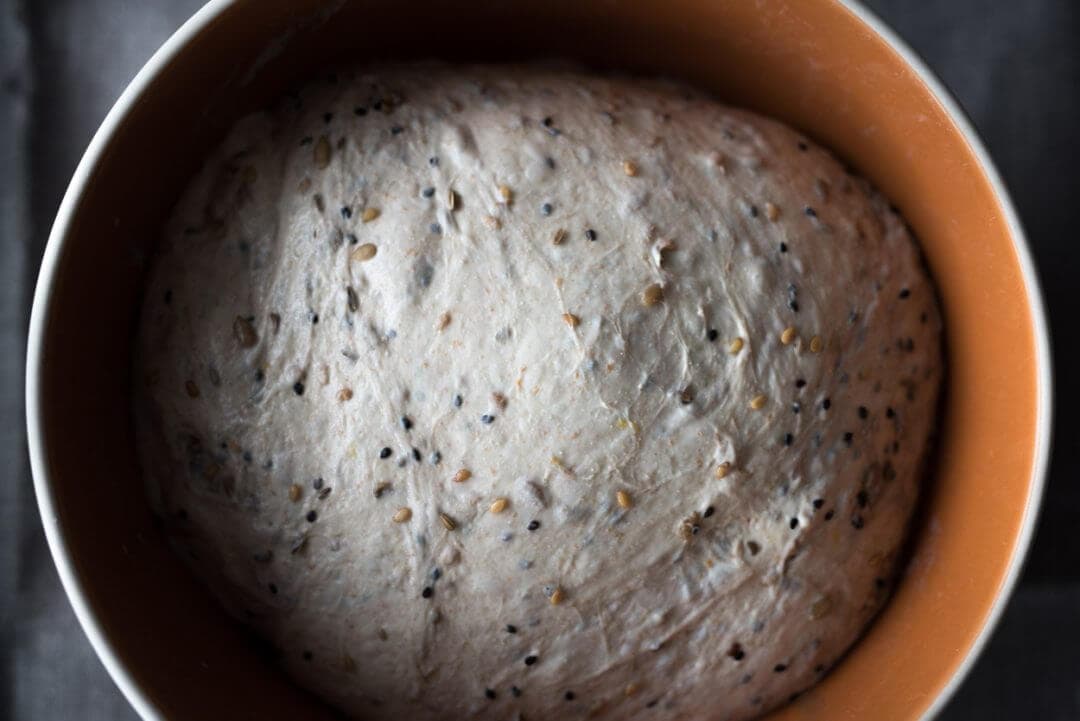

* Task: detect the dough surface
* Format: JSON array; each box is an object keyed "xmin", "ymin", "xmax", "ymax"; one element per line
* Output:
[{"xmin": 134, "ymin": 64, "xmax": 942, "ymax": 721}]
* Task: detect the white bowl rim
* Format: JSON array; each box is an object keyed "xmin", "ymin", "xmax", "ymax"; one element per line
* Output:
[{"xmin": 24, "ymin": 1, "xmax": 1053, "ymax": 719}]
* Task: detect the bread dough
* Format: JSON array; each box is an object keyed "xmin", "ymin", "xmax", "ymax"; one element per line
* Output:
[{"xmin": 134, "ymin": 64, "xmax": 942, "ymax": 721}]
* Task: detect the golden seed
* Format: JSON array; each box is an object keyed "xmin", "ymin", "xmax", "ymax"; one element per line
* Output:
[
  {"xmin": 436, "ymin": 311, "xmax": 452, "ymax": 331},
  {"xmin": 616, "ymin": 490, "xmax": 633, "ymax": 509},
  {"xmin": 750, "ymin": 394, "xmax": 767, "ymax": 410},
  {"xmin": 439, "ymin": 512, "xmax": 456, "ymax": 531},
  {"xmin": 361, "ymin": 207, "xmax": 380, "ymax": 223},
  {"xmin": 552, "ymin": 228, "xmax": 567, "ymax": 245},
  {"xmin": 483, "ymin": 214, "xmax": 501, "ymax": 230},
  {"xmin": 185, "ymin": 380, "xmax": 200, "ymax": 398},
  {"xmin": 490, "ymin": 497, "xmax": 509, "ymax": 514},
  {"xmin": 492, "ymin": 392, "xmax": 508, "ymax": 409},
  {"xmin": 809, "ymin": 335, "xmax": 824, "ymax": 353},
  {"xmin": 337, "ymin": 388, "xmax": 353, "ymax": 402},
  {"xmin": 288, "ymin": 484, "xmax": 302, "ymax": 503},
  {"xmin": 392, "ymin": 507, "xmax": 412, "ymax": 523},
  {"xmin": 623, "ymin": 159, "xmax": 639, "ymax": 177},
  {"xmin": 765, "ymin": 202, "xmax": 780, "ymax": 221},
  {"xmin": 715, "ymin": 461, "xmax": 732, "ymax": 479},
  {"xmin": 728, "ymin": 337, "xmax": 744, "ymax": 355},
  {"xmin": 550, "ymin": 587, "xmax": 565, "ymax": 605},
  {"xmin": 562, "ymin": 312, "xmax": 580, "ymax": 328},
  {"xmin": 233, "ymin": 316, "xmax": 258, "ymax": 348},
  {"xmin": 642, "ymin": 283, "xmax": 664, "ymax": 306},
  {"xmin": 452, "ymin": 468, "xmax": 472, "ymax": 483},
  {"xmin": 497, "ymin": 184, "xmax": 513, "ymax": 204},
  {"xmin": 447, "ymin": 189, "xmax": 457, "ymax": 211},
  {"xmin": 810, "ymin": 595, "xmax": 834, "ymax": 619},
  {"xmin": 351, "ymin": 243, "xmax": 377, "ymax": 262},
  {"xmin": 313, "ymin": 135, "xmax": 331, "ymax": 169},
  {"xmin": 781, "ymin": 326, "xmax": 797, "ymax": 345}
]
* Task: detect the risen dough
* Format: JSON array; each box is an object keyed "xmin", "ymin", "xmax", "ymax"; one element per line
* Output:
[{"xmin": 134, "ymin": 64, "xmax": 942, "ymax": 721}]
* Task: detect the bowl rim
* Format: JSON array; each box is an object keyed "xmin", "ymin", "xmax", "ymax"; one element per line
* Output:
[{"xmin": 24, "ymin": 1, "xmax": 1053, "ymax": 719}]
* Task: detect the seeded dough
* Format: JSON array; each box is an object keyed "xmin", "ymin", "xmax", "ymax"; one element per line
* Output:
[{"xmin": 134, "ymin": 64, "xmax": 942, "ymax": 721}]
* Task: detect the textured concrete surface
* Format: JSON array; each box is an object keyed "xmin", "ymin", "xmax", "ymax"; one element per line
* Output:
[{"xmin": 2, "ymin": 1, "xmax": 1076, "ymax": 719}]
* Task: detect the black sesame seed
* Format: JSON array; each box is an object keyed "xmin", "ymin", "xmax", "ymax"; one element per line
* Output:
[
  {"xmin": 843, "ymin": 432, "xmax": 854, "ymax": 446},
  {"xmin": 379, "ymin": 447, "xmax": 392, "ymax": 459},
  {"xmin": 545, "ymin": 156, "xmax": 556, "ymax": 169},
  {"xmin": 774, "ymin": 664, "xmax": 788, "ymax": 673},
  {"xmin": 728, "ymin": 643, "xmax": 745, "ymax": 660},
  {"xmin": 484, "ymin": 689, "xmax": 496, "ymax": 700},
  {"xmin": 481, "ymin": 414, "xmax": 495, "ymax": 425},
  {"xmin": 804, "ymin": 206, "xmax": 817, "ymax": 218},
  {"xmin": 647, "ymin": 699, "xmax": 659, "ymax": 708},
  {"xmin": 749, "ymin": 204, "xmax": 759, "ymax": 218},
  {"xmin": 792, "ymin": 403, "xmax": 801, "ymax": 414},
  {"xmin": 429, "ymin": 156, "xmax": 439, "ymax": 166},
  {"xmin": 703, "ymin": 506, "xmax": 715, "ymax": 518},
  {"xmin": 340, "ymin": 206, "xmax": 352, "ymax": 219},
  {"xmin": 795, "ymin": 379, "xmax": 806, "ymax": 389},
  {"xmin": 412, "ymin": 447, "xmax": 422, "ymax": 462},
  {"xmin": 779, "ymin": 242, "xmax": 788, "ymax": 253},
  {"xmin": 585, "ymin": 228, "xmax": 597, "ymax": 241},
  {"xmin": 798, "ymin": 141, "xmax": 809, "ymax": 151},
  {"xmin": 506, "ymin": 624, "xmax": 518, "ymax": 634},
  {"xmin": 789, "ymin": 517, "xmax": 799, "ymax": 529},
  {"xmin": 542, "ymin": 116, "xmax": 553, "ymax": 127},
  {"xmin": 886, "ymin": 407, "xmax": 895, "ymax": 418},
  {"xmin": 422, "ymin": 586, "xmax": 434, "ymax": 599},
  {"xmin": 422, "ymin": 186, "xmax": 435, "ymax": 198},
  {"xmin": 524, "ymin": 655, "xmax": 538, "ymax": 666},
  {"xmin": 511, "ymin": 686, "xmax": 522, "ymax": 698},
  {"xmin": 858, "ymin": 406, "xmax": 869, "ymax": 419},
  {"xmin": 851, "ymin": 515, "xmax": 865, "ymax": 530},
  {"xmin": 310, "ymin": 313, "xmax": 319, "ymax": 324},
  {"xmin": 268, "ymin": 582, "xmax": 278, "ymax": 594},
  {"xmin": 706, "ymin": 328, "xmax": 719, "ymax": 342},
  {"xmin": 293, "ymin": 381, "xmax": 305, "ymax": 396},
  {"xmin": 305, "ymin": 510, "xmax": 318, "ymax": 523},
  {"xmin": 565, "ymin": 691, "xmax": 576, "ymax": 701},
  {"xmin": 453, "ymin": 394, "xmax": 463, "ymax": 408},
  {"xmin": 243, "ymin": 451, "xmax": 253, "ymax": 463},
  {"xmin": 346, "ymin": 233, "xmax": 358, "ymax": 244},
  {"xmin": 812, "ymin": 498, "xmax": 825, "ymax": 509},
  {"xmin": 254, "ymin": 369, "xmax": 265, "ymax": 382},
  {"xmin": 527, "ymin": 520, "xmax": 540, "ymax": 531},
  {"xmin": 899, "ymin": 288, "xmax": 911, "ymax": 299},
  {"xmin": 313, "ymin": 477, "xmax": 324, "ymax": 490},
  {"xmin": 401, "ymin": 416, "xmax": 413, "ymax": 430},
  {"xmin": 372, "ymin": 100, "xmax": 383, "ymax": 111},
  {"xmin": 429, "ymin": 222, "xmax": 442, "ymax": 234},
  {"xmin": 822, "ymin": 398, "xmax": 831, "ymax": 410},
  {"xmin": 783, "ymin": 433, "xmax": 794, "ymax": 446},
  {"xmin": 825, "ymin": 510, "xmax": 835, "ymax": 521},
  {"xmin": 814, "ymin": 664, "xmax": 826, "ymax": 673},
  {"xmin": 390, "ymin": 125, "xmax": 404, "ymax": 135},
  {"xmin": 541, "ymin": 202, "xmax": 553, "ymax": 216},
  {"xmin": 354, "ymin": 106, "xmax": 367, "ymax": 116},
  {"xmin": 789, "ymin": 299, "xmax": 800, "ymax": 312},
  {"xmin": 856, "ymin": 490, "xmax": 869, "ymax": 508},
  {"xmin": 430, "ymin": 451, "xmax": 442, "ymax": 465}
]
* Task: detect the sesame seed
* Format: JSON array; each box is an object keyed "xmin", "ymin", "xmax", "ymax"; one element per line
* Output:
[
  {"xmin": 623, "ymin": 159, "xmax": 639, "ymax": 176},
  {"xmin": 804, "ymin": 206, "xmax": 817, "ymax": 218},
  {"xmin": 490, "ymin": 497, "xmax": 509, "ymax": 514},
  {"xmin": 825, "ymin": 509, "xmax": 835, "ymax": 521},
  {"xmin": 392, "ymin": 507, "xmax": 412, "ymax": 523},
  {"xmin": 483, "ymin": 214, "xmax": 501, "ymax": 230},
  {"xmin": 401, "ymin": 416, "xmax": 413, "ymax": 430},
  {"xmin": 779, "ymin": 242, "xmax": 788, "ymax": 253},
  {"xmin": 706, "ymin": 328, "xmax": 719, "ymax": 342},
  {"xmin": 379, "ymin": 447, "xmax": 392, "ymax": 459},
  {"xmin": 765, "ymin": 202, "xmax": 780, "ymax": 220},
  {"xmin": 306, "ymin": 510, "xmax": 318, "ymax": 523},
  {"xmin": 715, "ymin": 462, "xmax": 732, "ymax": 479},
  {"xmin": 233, "ymin": 316, "xmax": 258, "ymax": 348},
  {"xmin": 858, "ymin": 406, "xmax": 869, "ymax": 419},
  {"xmin": 446, "ymin": 189, "xmax": 457, "ymax": 211},
  {"xmin": 541, "ymin": 202, "xmax": 553, "ymax": 216},
  {"xmin": 728, "ymin": 643, "xmax": 745, "ymax": 661},
  {"xmin": 729, "ymin": 337, "xmax": 745, "ymax": 354},
  {"xmin": 452, "ymin": 468, "xmax": 472, "ymax": 483},
  {"xmin": 288, "ymin": 484, "xmax": 302, "ymax": 502},
  {"xmin": 411, "ymin": 447, "xmax": 421, "ymax": 462},
  {"xmin": 813, "ymin": 498, "xmax": 825, "ymax": 509},
  {"xmin": 184, "ymin": 380, "xmax": 200, "ymax": 398},
  {"xmin": 293, "ymin": 381, "xmax": 305, "ymax": 396},
  {"xmin": 524, "ymin": 655, "xmax": 538, "ymax": 666},
  {"xmin": 795, "ymin": 378, "xmax": 806, "ymax": 388},
  {"xmin": 435, "ymin": 311, "xmax": 451, "ymax": 331},
  {"xmin": 421, "ymin": 186, "xmax": 435, "ymax": 198},
  {"xmin": 421, "ymin": 586, "xmax": 433, "ymax": 599},
  {"xmin": 703, "ymin": 506, "xmax": 715, "ymax": 518},
  {"xmin": 774, "ymin": 664, "xmax": 788, "ymax": 673},
  {"xmin": 453, "ymin": 394, "xmax": 463, "ymax": 408},
  {"xmin": 809, "ymin": 336, "xmax": 824, "ymax": 353},
  {"xmin": 506, "ymin": 624, "xmax": 518, "ymax": 633},
  {"xmin": 642, "ymin": 283, "xmax": 664, "ymax": 306},
  {"xmin": 484, "ymin": 689, "xmax": 496, "ymax": 700},
  {"xmin": 585, "ymin": 228, "xmax": 597, "ymax": 241},
  {"xmin": 439, "ymin": 512, "xmax": 456, "ymax": 531},
  {"xmin": 899, "ymin": 288, "xmax": 911, "ymax": 299},
  {"xmin": 789, "ymin": 517, "xmax": 798, "ymax": 529},
  {"xmin": 616, "ymin": 490, "xmax": 633, "ymax": 509},
  {"xmin": 527, "ymin": 520, "xmax": 540, "ymax": 531},
  {"xmin": 852, "ymin": 515, "xmax": 865, "ymax": 530},
  {"xmin": 783, "ymin": 433, "xmax": 794, "ymax": 446},
  {"xmin": 550, "ymin": 587, "xmax": 565, "ymax": 605},
  {"xmin": 351, "ymin": 243, "xmax": 377, "ymax": 262},
  {"xmin": 780, "ymin": 326, "xmax": 797, "ymax": 345},
  {"xmin": 843, "ymin": 432, "xmax": 854, "ymax": 446},
  {"xmin": 565, "ymin": 691, "xmax": 576, "ymax": 701},
  {"xmin": 313, "ymin": 136, "xmax": 331, "ymax": 168},
  {"xmin": 750, "ymin": 394, "xmax": 767, "ymax": 410},
  {"xmin": 552, "ymin": 228, "xmax": 567, "ymax": 245},
  {"xmin": 498, "ymin": 185, "xmax": 513, "ymax": 204},
  {"xmin": 340, "ymin": 205, "xmax": 352, "ymax": 219},
  {"xmin": 361, "ymin": 207, "xmax": 380, "ymax": 223},
  {"xmin": 511, "ymin": 686, "xmax": 522, "ymax": 698},
  {"xmin": 480, "ymin": 414, "xmax": 495, "ymax": 424},
  {"xmin": 562, "ymin": 312, "xmax": 580, "ymax": 328}
]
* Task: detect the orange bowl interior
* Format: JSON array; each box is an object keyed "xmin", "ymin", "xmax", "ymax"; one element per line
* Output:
[{"xmin": 32, "ymin": 1, "xmax": 1044, "ymax": 719}]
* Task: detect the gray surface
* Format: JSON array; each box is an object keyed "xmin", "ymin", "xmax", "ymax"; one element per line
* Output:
[{"xmin": 1, "ymin": 1, "xmax": 1077, "ymax": 719}]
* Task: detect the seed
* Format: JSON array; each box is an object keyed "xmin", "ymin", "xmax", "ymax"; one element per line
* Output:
[
  {"xmin": 313, "ymin": 136, "xmax": 331, "ymax": 168},
  {"xmin": 562, "ymin": 312, "xmax": 580, "ymax": 328},
  {"xmin": 780, "ymin": 327, "xmax": 797, "ymax": 345},
  {"xmin": 809, "ymin": 336, "xmax": 824, "ymax": 353},
  {"xmin": 498, "ymin": 184, "xmax": 513, "ymax": 204},
  {"xmin": 392, "ymin": 507, "xmax": 412, "ymax": 523},
  {"xmin": 728, "ymin": 337, "xmax": 744, "ymax": 354},
  {"xmin": 492, "ymin": 392, "xmax": 508, "ymax": 409},
  {"xmin": 439, "ymin": 512, "xmax": 456, "ymax": 531},
  {"xmin": 616, "ymin": 490, "xmax": 633, "ymax": 509},
  {"xmin": 351, "ymin": 243, "xmax": 377, "ymax": 261},
  {"xmin": 374, "ymin": 481, "xmax": 391, "ymax": 498},
  {"xmin": 452, "ymin": 468, "xmax": 472, "ymax": 483},
  {"xmin": 623, "ymin": 160, "xmax": 639, "ymax": 177},
  {"xmin": 750, "ymin": 394, "xmax": 767, "ymax": 410},
  {"xmin": 184, "ymin": 380, "xmax": 200, "ymax": 398},
  {"xmin": 550, "ymin": 587, "xmax": 565, "ymax": 605},
  {"xmin": 715, "ymin": 462, "xmax": 732, "ymax": 479},
  {"xmin": 288, "ymin": 484, "xmax": 302, "ymax": 502},
  {"xmin": 625, "ymin": 682, "xmax": 641, "ymax": 697},
  {"xmin": 361, "ymin": 207, "xmax": 380, "ymax": 223},
  {"xmin": 585, "ymin": 228, "xmax": 598, "ymax": 241},
  {"xmin": 338, "ymin": 388, "xmax": 353, "ymax": 402},
  {"xmin": 436, "ymin": 312, "xmax": 452, "ymax": 331},
  {"xmin": 233, "ymin": 316, "xmax": 258, "ymax": 348},
  {"xmin": 553, "ymin": 228, "xmax": 567, "ymax": 245},
  {"xmin": 678, "ymin": 388, "xmax": 694, "ymax": 405},
  {"xmin": 765, "ymin": 202, "xmax": 780, "ymax": 220},
  {"xmin": 447, "ymin": 189, "xmax": 457, "ymax": 211},
  {"xmin": 483, "ymin": 215, "xmax": 501, "ymax": 230},
  {"xmin": 642, "ymin": 283, "xmax": 664, "ymax": 306},
  {"xmin": 490, "ymin": 497, "xmax": 509, "ymax": 514}
]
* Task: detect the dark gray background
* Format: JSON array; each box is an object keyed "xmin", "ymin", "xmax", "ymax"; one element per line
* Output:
[{"xmin": 1, "ymin": 1, "xmax": 1077, "ymax": 719}]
